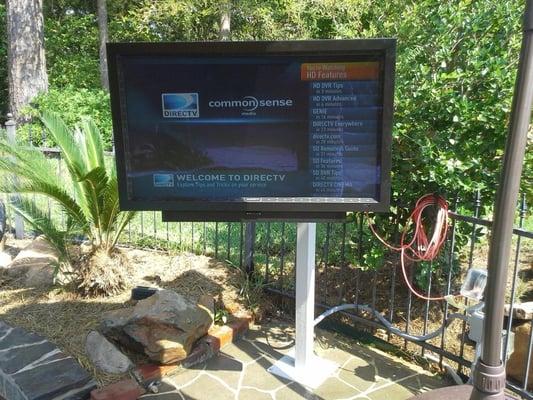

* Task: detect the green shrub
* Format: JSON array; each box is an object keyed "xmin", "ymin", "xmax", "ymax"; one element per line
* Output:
[
  {"xmin": 19, "ymin": 87, "xmax": 113, "ymax": 149},
  {"xmin": 45, "ymin": 13, "xmax": 100, "ymax": 89}
]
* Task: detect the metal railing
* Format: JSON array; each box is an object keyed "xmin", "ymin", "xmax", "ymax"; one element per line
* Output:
[{"xmin": 3, "ymin": 117, "xmax": 532, "ymax": 399}]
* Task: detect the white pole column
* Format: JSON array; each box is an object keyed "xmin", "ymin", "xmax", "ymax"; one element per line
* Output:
[
  {"xmin": 295, "ymin": 222, "xmax": 316, "ymax": 370},
  {"xmin": 268, "ymin": 221, "xmax": 337, "ymax": 389}
]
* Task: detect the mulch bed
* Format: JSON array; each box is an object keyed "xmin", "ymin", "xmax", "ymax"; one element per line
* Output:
[{"xmin": 0, "ymin": 236, "xmax": 250, "ymax": 387}]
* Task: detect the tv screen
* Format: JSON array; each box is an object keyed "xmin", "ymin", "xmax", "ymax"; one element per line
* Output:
[{"xmin": 108, "ymin": 40, "xmax": 395, "ymax": 220}]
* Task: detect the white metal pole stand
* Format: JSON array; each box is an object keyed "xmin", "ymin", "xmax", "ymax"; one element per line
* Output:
[{"xmin": 268, "ymin": 222, "xmax": 338, "ymax": 389}]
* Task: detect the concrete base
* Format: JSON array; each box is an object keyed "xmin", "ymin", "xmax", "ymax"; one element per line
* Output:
[{"xmin": 268, "ymin": 349, "xmax": 338, "ymax": 389}]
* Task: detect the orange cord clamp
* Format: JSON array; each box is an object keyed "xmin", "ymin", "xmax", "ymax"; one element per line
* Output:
[{"xmin": 368, "ymin": 194, "xmax": 450, "ymax": 301}]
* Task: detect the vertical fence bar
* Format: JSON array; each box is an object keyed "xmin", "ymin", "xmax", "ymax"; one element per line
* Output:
[
  {"xmin": 227, "ymin": 223, "xmax": 231, "ymax": 261},
  {"xmin": 460, "ymin": 190, "xmax": 482, "ymax": 368},
  {"xmin": 179, "ymin": 222, "xmax": 182, "ymax": 249},
  {"xmin": 239, "ymin": 222, "xmax": 244, "ymax": 267},
  {"xmin": 265, "ymin": 222, "xmax": 271, "ymax": 283},
  {"xmin": 440, "ymin": 197, "xmax": 459, "ymax": 368},
  {"xmin": 203, "ymin": 222, "xmax": 207, "ymax": 254},
  {"xmin": 388, "ymin": 263, "xmax": 396, "ymax": 342},
  {"xmin": 340, "ymin": 222, "xmax": 347, "ymax": 302},
  {"xmin": 153, "ymin": 211, "xmax": 157, "ymax": 243},
  {"xmin": 280, "ymin": 222, "xmax": 286, "ymax": 291},
  {"xmin": 191, "ymin": 222, "xmax": 194, "ymax": 253},
  {"xmin": 323, "ymin": 222, "xmax": 331, "ymax": 304},
  {"xmin": 467, "ymin": 189, "xmax": 482, "ymax": 269},
  {"xmin": 371, "ymin": 269, "xmax": 377, "ymax": 312},
  {"xmin": 214, "ymin": 222, "xmax": 219, "ymax": 259},
  {"xmin": 355, "ymin": 217, "xmax": 362, "ymax": 311},
  {"xmin": 140, "ymin": 212, "xmax": 144, "ymax": 238},
  {"xmin": 166, "ymin": 221, "xmax": 169, "ymax": 242},
  {"xmin": 244, "ymin": 222, "xmax": 255, "ymax": 276},
  {"xmin": 504, "ymin": 194, "xmax": 527, "ymax": 361},
  {"xmin": 405, "ymin": 267, "xmax": 413, "ymax": 350},
  {"xmin": 421, "ymin": 262, "xmax": 432, "ymax": 356}
]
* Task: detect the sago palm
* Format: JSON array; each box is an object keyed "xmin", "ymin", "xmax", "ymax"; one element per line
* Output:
[{"xmin": 0, "ymin": 111, "xmax": 136, "ymax": 295}]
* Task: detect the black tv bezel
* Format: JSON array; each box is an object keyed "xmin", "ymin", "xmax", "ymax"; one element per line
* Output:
[{"xmin": 107, "ymin": 39, "xmax": 396, "ymax": 218}]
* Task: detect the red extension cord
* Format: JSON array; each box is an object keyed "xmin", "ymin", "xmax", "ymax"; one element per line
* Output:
[{"xmin": 368, "ymin": 194, "xmax": 449, "ymax": 301}]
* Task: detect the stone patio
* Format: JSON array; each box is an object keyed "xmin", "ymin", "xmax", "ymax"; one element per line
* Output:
[{"xmin": 140, "ymin": 320, "xmax": 448, "ymax": 400}]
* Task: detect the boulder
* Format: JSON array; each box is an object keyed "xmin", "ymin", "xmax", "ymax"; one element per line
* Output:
[
  {"xmin": 7, "ymin": 236, "xmax": 58, "ymax": 287},
  {"xmin": 506, "ymin": 322, "xmax": 533, "ymax": 389},
  {"xmin": 85, "ymin": 331, "xmax": 133, "ymax": 374},
  {"xmin": 100, "ymin": 290, "xmax": 213, "ymax": 364}
]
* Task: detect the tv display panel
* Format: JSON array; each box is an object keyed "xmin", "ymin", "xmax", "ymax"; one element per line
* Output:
[{"xmin": 108, "ymin": 40, "xmax": 395, "ymax": 217}]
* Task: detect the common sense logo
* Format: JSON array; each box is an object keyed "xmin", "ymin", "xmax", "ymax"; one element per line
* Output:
[
  {"xmin": 208, "ymin": 96, "xmax": 293, "ymax": 112},
  {"xmin": 162, "ymin": 93, "xmax": 199, "ymax": 118}
]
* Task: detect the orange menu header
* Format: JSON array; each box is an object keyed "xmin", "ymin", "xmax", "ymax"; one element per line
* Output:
[{"xmin": 300, "ymin": 62, "xmax": 379, "ymax": 81}]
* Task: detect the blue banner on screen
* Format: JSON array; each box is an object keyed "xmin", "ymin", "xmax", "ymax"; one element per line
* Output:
[{"xmin": 117, "ymin": 55, "xmax": 384, "ymax": 202}]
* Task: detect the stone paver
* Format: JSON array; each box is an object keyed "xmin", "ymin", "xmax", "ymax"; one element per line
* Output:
[
  {"xmin": 140, "ymin": 320, "xmax": 448, "ymax": 400},
  {"xmin": 0, "ymin": 320, "xmax": 96, "ymax": 400}
]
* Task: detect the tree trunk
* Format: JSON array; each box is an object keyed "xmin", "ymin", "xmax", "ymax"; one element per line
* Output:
[
  {"xmin": 219, "ymin": 1, "xmax": 231, "ymax": 41},
  {"xmin": 97, "ymin": 0, "xmax": 109, "ymax": 90},
  {"xmin": 6, "ymin": 0, "xmax": 48, "ymax": 121}
]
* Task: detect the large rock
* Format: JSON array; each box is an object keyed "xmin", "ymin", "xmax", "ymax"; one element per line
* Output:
[
  {"xmin": 100, "ymin": 290, "xmax": 213, "ymax": 364},
  {"xmin": 506, "ymin": 321, "xmax": 533, "ymax": 389},
  {"xmin": 7, "ymin": 236, "xmax": 57, "ymax": 287},
  {"xmin": 86, "ymin": 330, "xmax": 133, "ymax": 374}
]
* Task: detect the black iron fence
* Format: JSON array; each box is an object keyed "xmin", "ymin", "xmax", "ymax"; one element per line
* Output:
[{"xmin": 2, "ymin": 119, "xmax": 533, "ymax": 399}]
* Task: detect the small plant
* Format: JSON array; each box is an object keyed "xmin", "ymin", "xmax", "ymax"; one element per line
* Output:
[
  {"xmin": 214, "ymin": 308, "xmax": 229, "ymax": 325},
  {"xmin": 226, "ymin": 260, "xmax": 269, "ymax": 317},
  {"xmin": 0, "ymin": 111, "xmax": 136, "ymax": 295}
]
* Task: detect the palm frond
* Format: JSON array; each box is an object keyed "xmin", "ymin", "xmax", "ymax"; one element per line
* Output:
[
  {"xmin": 40, "ymin": 111, "xmax": 86, "ymax": 180},
  {"xmin": 9, "ymin": 197, "xmax": 70, "ymax": 263},
  {"xmin": 0, "ymin": 176, "xmax": 88, "ymax": 231},
  {"xmin": 0, "ymin": 140, "xmax": 62, "ymax": 187},
  {"xmin": 78, "ymin": 167, "xmax": 108, "ymax": 233},
  {"xmin": 109, "ymin": 210, "xmax": 137, "ymax": 252},
  {"xmin": 81, "ymin": 118, "xmax": 105, "ymax": 170}
]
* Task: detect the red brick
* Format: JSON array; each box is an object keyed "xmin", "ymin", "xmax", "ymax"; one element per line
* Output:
[
  {"xmin": 137, "ymin": 363, "xmax": 179, "ymax": 381},
  {"xmin": 90, "ymin": 379, "xmax": 145, "ymax": 400}
]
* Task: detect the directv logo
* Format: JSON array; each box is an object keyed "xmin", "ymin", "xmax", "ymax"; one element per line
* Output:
[
  {"xmin": 153, "ymin": 173, "xmax": 174, "ymax": 187},
  {"xmin": 162, "ymin": 93, "xmax": 199, "ymax": 118}
]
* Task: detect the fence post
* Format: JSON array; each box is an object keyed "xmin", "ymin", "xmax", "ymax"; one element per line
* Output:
[
  {"xmin": 244, "ymin": 221, "xmax": 256, "ymax": 276},
  {"xmin": 4, "ymin": 114, "xmax": 24, "ymax": 239}
]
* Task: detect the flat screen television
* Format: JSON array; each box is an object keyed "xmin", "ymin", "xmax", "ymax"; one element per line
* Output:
[{"xmin": 107, "ymin": 39, "xmax": 395, "ymax": 221}]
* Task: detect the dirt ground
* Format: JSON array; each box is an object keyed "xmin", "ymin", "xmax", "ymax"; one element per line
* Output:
[{"xmin": 0, "ymin": 237, "xmax": 249, "ymax": 387}]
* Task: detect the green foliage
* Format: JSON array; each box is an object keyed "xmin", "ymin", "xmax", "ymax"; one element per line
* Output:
[
  {"xmin": 0, "ymin": 112, "xmax": 135, "ymax": 260},
  {"xmin": 0, "ymin": 2, "xmax": 8, "ymax": 119},
  {"xmin": 45, "ymin": 14, "xmax": 100, "ymax": 88},
  {"xmin": 7, "ymin": 0, "xmax": 528, "ymax": 237},
  {"xmin": 19, "ymin": 87, "xmax": 112, "ymax": 149},
  {"xmin": 363, "ymin": 0, "xmax": 527, "ymax": 204},
  {"xmin": 108, "ymin": 0, "xmax": 220, "ymax": 42},
  {"xmin": 231, "ymin": 0, "xmax": 371, "ymax": 40}
]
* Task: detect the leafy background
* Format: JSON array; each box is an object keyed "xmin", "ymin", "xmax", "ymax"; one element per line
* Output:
[{"xmin": 0, "ymin": 0, "xmax": 530, "ymax": 207}]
